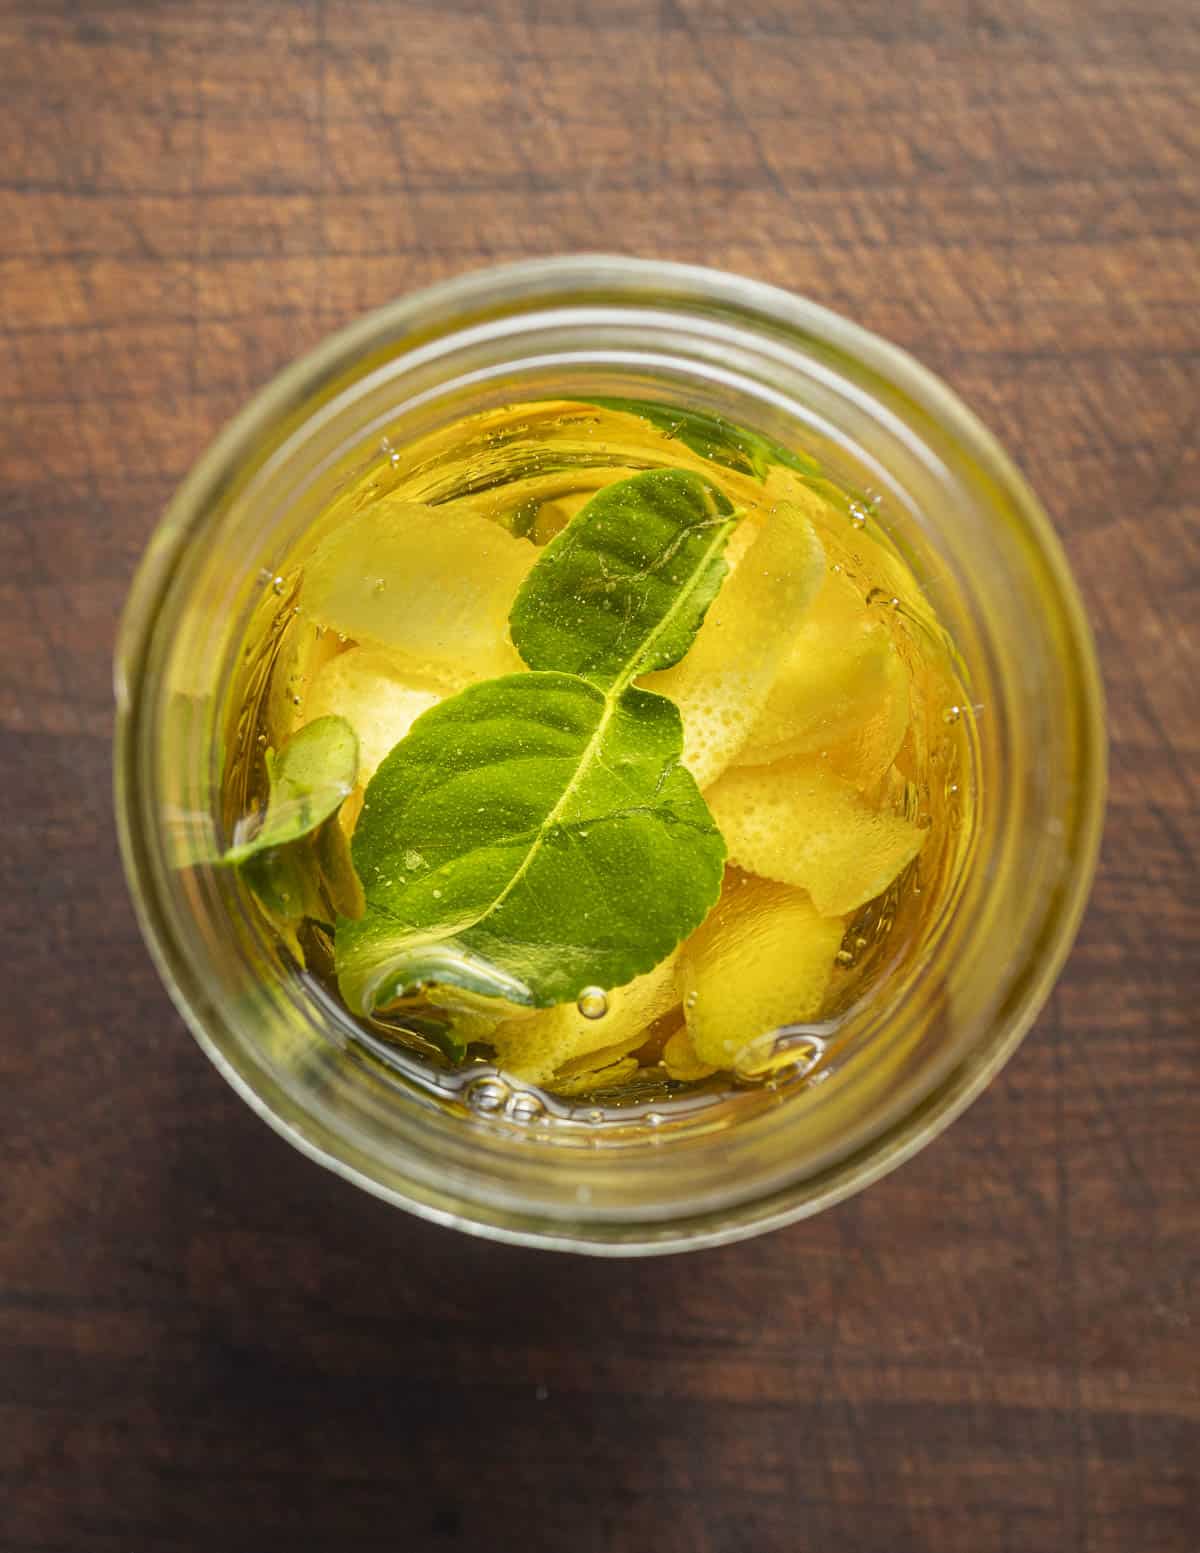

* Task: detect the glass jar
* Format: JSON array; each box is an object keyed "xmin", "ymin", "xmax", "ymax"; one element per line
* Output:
[{"xmin": 114, "ymin": 257, "xmax": 1105, "ymax": 1254}]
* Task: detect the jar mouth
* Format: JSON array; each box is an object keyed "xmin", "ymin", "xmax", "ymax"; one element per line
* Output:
[{"xmin": 115, "ymin": 256, "xmax": 1106, "ymax": 1255}]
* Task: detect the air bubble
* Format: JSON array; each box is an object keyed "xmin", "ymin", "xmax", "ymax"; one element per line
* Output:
[
  {"xmin": 943, "ymin": 705, "xmax": 962, "ymax": 724},
  {"xmin": 506, "ymin": 1091, "xmax": 544, "ymax": 1123},
  {"xmin": 733, "ymin": 1029, "xmax": 827, "ymax": 1083},
  {"xmin": 271, "ymin": 575, "xmax": 285, "ymax": 595},
  {"xmin": 576, "ymin": 987, "xmax": 608, "ymax": 1020},
  {"xmin": 467, "ymin": 1076, "xmax": 509, "ymax": 1114},
  {"xmin": 848, "ymin": 502, "xmax": 868, "ymax": 530}
]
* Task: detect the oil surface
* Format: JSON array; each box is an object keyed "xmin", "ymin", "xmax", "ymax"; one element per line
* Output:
[{"xmin": 223, "ymin": 399, "xmax": 976, "ymax": 1113}]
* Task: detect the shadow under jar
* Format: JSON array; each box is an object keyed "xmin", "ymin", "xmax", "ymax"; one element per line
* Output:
[{"xmin": 115, "ymin": 257, "xmax": 1104, "ymax": 1255}]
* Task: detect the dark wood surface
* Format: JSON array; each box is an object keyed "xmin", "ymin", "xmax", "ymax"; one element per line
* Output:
[{"xmin": 2, "ymin": 2, "xmax": 1197, "ymax": 1549}]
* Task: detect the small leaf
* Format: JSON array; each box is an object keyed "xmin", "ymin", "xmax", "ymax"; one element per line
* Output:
[
  {"xmin": 509, "ymin": 469, "xmax": 738, "ymax": 686},
  {"xmin": 240, "ymin": 842, "xmax": 328, "ymax": 964},
  {"xmin": 222, "ymin": 716, "xmax": 358, "ymax": 864},
  {"xmin": 335, "ymin": 671, "xmax": 725, "ymax": 1014},
  {"xmin": 240, "ymin": 843, "xmax": 326, "ymax": 921},
  {"xmin": 587, "ymin": 398, "xmax": 822, "ymax": 482}
]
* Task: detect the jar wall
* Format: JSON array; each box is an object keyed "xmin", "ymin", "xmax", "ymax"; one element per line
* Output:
[{"xmin": 115, "ymin": 258, "xmax": 1105, "ymax": 1253}]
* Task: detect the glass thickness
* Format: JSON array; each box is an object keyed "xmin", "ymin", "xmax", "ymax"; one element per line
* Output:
[{"xmin": 115, "ymin": 258, "xmax": 1105, "ymax": 1254}]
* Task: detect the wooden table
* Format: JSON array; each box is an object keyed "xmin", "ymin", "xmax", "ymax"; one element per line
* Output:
[{"xmin": 3, "ymin": 3, "xmax": 1197, "ymax": 1549}]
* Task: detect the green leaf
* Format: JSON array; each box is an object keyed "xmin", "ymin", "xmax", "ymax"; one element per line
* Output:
[
  {"xmin": 241, "ymin": 843, "xmax": 327, "ymax": 924},
  {"xmin": 334, "ymin": 470, "xmax": 738, "ymax": 1017},
  {"xmin": 219, "ymin": 716, "xmax": 360, "ymax": 962},
  {"xmin": 335, "ymin": 671, "xmax": 725, "ymax": 1013},
  {"xmin": 509, "ymin": 467, "xmax": 738, "ymax": 685},
  {"xmin": 222, "ymin": 715, "xmax": 358, "ymax": 864},
  {"xmin": 240, "ymin": 842, "xmax": 328, "ymax": 964},
  {"xmin": 235, "ymin": 812, "xmax": 362, "ymax": 963},
  {"xmin": 586, "ymin": 397, "xmax": 822, "ymax": 482}
]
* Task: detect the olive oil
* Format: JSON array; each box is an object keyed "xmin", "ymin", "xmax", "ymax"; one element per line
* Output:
[{"xmin": 222, "ymin": 399, "xmax": 976, "ymax": 1105}]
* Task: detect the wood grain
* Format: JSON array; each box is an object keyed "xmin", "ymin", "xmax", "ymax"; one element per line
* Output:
[{"xmin": 2, "ymin": 2, "xmax": 1197, "ymax": 1549}]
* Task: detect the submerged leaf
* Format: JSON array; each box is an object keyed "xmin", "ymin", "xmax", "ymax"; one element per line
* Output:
[
  {"xmin": 223, "ymin": 716, "xmax": 358, "ymax": 864},
  {"xmin": 240, "ymin": 842, "xmax": 328, "ymax": 928},
  {"xmin": 336, "ymin": 673, "xmax": 724, "ymax": 1013},
  {"xmin": 587, "ymin": 398, "xmax": 822, "ymax": 482}
]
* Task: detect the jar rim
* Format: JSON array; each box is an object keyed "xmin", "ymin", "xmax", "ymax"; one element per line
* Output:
[{"xmin": 115, "ymin": 256, "xmax": 1106, "ymax": 1254}]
